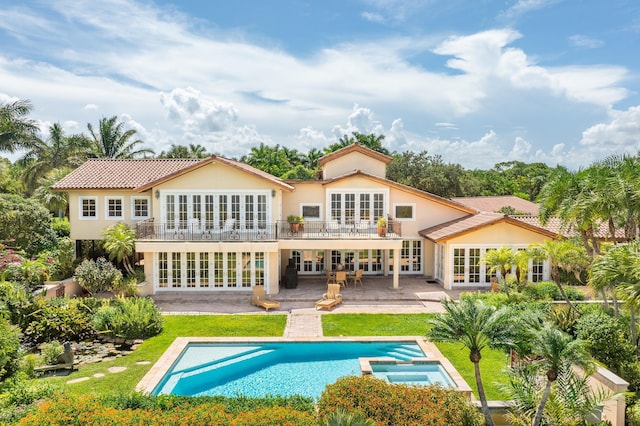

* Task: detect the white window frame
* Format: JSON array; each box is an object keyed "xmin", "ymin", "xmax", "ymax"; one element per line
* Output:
[
  {"xmin": 326, "ymin": 188, "xmax": 389, "ymax": 224},
  {"xmin": 79, "ymin": 196, "xmax": 98, "ymax": 220},
  {"xmin": 300, "ymin": 203, "xmax": 322, "ymax": 221},
  {"xmin": 131, "ymin": 196, "xmax": 150, "ymax": 220},
  {"xmin": 393, "ymin": 203, "xmax": 416, "ymax": 221},
  {"xmin": 105, "ymin": 196, "xmax": 124, "ymax": 220}
]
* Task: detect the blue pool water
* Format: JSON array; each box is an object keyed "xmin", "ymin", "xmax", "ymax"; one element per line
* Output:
[
  {"xmin": 153, "ymin": 341, "xmax": 430, "ymax": 398},
  {"xmin": 370, "ymin": 360, "xmax": 456, "ymax": 388}
]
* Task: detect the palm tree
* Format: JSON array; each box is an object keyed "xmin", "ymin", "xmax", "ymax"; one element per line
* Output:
[
  {"xmin": 480, "ymin": 246, "xmax": 515, "ymax": 294},
  {"xmin": 33, "ymin": 168, "xmax": 72, "ymax": 218},
  {"xmin": 531, "ymin": 325, "xmax": 592, "ymax": 426},
  {"xmin": 19, "ymin": 123, "xmax": 89, "ymax": 193},
  {"xmin": 528, "ymin": 240, "xmax": 589, "ymax": 314},
  {"xmin": 101, "ymin": 223, "xmax": 136, "ymax": 275},
  {"xmin": 158, "ymin": 143, "xmax": 209, "ymax": 158},
  {"xmin": 428, "ymin": 297, "xmax": 514, "ymax": 426},
  {"xmin": 0, "ymin": 99, "xmax": 39, "ymax": 153},
  {"xmin": 88, "ymin": 116, "xmax": 154, "ymax": 159}
]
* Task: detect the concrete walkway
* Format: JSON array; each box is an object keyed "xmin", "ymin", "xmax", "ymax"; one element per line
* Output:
[{"xmin": 284, "ymin": 309, "xmax": 323, "ymax": 337}]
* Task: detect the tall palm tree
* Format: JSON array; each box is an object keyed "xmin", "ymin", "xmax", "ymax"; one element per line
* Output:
[
  {"xmin": 0, "ymin": 99, "xmax": 39, "ymax": 153},
  {"xmin": 528, "ymin": 239, "xmax": 589, "ymax": 314},
  {"xmin": 531, "ymin": 325, "xmax": 592, "ymax": 426},
  {"xmin": 428, "ymin": 297, "xmax": 514, "ymax": 426},
  {"xmin": 158, "ymin": 143, "xmax": 209, "ymax": 158},
  {"xmin": 87, "ymin": 116, "xmax": 154, "ymax": 159},
  {"xmin": 102, "ymin": 223, "xmax": 136, "ymax": 275},
  {"xmin": 19, "ymin": 123, "xmax": 89, "ymax": 193}
]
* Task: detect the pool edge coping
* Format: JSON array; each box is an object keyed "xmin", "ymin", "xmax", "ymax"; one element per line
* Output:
[{"xmin": 135, "ymin": 336, "xmax": 472, "ymax": 396}]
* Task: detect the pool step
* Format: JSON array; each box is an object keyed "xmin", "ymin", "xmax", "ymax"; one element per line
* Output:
[
  {"xmin": 180, "ymin": 349, "xmax": 275, "ymax": 379},
  {"xmin": 386, "ymin": 346, "xmax": 425, "ymax": 360}
]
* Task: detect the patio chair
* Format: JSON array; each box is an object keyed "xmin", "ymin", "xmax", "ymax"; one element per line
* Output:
[
  {"xmin": 348, "ymin": 269, "xmax": 363, "ymax": 287},
  {"xmin": 325, "ymin": 269, "xmax": 336, "ymax": 285},
  {"xmin": 250, "ymin": 285, "xmax": 281, "ymax": 312},
  {"xmin": 335, "ymin": 271, "xmax": 348, "ymax": 287},
  {"xmin": 315, "ymin": 283, "xmax": 343, "ymax": 310}
]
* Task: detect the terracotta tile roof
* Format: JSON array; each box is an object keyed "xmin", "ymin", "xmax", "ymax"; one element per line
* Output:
[
  {"xmin": 419, "ymin": 212, "xmax": 557, "ymax": 242},
  {"xmin": 513, "ymin": 216, "xmax": 625, "ymax": 240},
  {"xmin": 53, "ymin": 156, "xmax": 294, "ymax": 191},
  {"xmin": 321, "ymin": 170, "xmax": 476, "ymax": 214},
  {"xmin": 317, "ymin": 142, "xmax": 393, "ymax": 166},
  {"xmin": 452, "ymin": 195, "xmax": 539, "ymax": 215},
  {"xmin": 52, "ymin": 158, "xmax": 202, "ymax": 190}
]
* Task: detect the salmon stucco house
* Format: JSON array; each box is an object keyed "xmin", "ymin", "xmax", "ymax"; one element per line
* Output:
[{"xmin": 53, "ymin": 143, "xmax": 557, "ymax": 295}]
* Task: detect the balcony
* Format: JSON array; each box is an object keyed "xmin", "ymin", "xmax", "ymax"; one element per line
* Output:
[{"xmin": 135, "ymin": 219, "xmax": 402, "ymax": 242}]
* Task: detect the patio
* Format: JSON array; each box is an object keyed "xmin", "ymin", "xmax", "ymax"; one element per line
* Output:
[{"xmin": 151, "ymin": 276, "xmax": 471, "ymax": 314}]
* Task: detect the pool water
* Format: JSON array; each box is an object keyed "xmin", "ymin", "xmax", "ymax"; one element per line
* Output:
[
  {"xmin": 153, "ymin": 341, "xmax": 428, "ymax": 398},
  {"xmin": 369, "ymin": 360, "xmax": 457, "ymax": 388}
]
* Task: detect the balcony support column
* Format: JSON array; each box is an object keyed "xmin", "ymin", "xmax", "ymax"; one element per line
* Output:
[{"xmin": 392, "ymin": 247, "xmax": 400, "ymax": 289}]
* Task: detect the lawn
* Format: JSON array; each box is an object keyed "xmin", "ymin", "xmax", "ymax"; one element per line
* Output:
[
  {"xmin": 322, "ymin": 313, "xmax": 510, "ymax": 400},
  {"xmin": 40, "ymin": 315, "xmax": 287, "ymax": 396},
  {"xmin": 42, "ymin": 312, "xmax": 509, "ymax": 400}
]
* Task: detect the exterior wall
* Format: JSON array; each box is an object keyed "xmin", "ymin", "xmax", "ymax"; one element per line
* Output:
[
  {"xmin": 282, "ymin": 182, "xmax": 325, "ymax": 220},
  {"xmin": 68, "ymin": 189, "xmax": 152, "ymax": 240},
  {"xmin": 423, "ymin": 240, "xmax": 435, "ymax": 278},
  {"xmin": 323, "ymin": 151, "xmax": 386, "ymax": 179},
  {"xmin": 440, "ymin": 223, "xmax": 552, "ymax": 290}
]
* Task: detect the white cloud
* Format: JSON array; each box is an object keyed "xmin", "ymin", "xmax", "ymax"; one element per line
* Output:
[
  {"xmin": 580, "ymin": 106, "xmax": 640, "ymax": 157},
  {"xmin": 499, "ymin": 0, "xmax": 558, "ymax": 20},
  {"xmin": 362, "ymin": 12, "xmax": 385, "ymax": 23},
  {"xmin": 569, "ymin": 34, "xmax": 605, "ymax": 48}
]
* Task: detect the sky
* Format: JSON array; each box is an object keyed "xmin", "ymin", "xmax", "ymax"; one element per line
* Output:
[{"xmin": 0, "ymin": 0, "xmax": 639, "ymax": 170}]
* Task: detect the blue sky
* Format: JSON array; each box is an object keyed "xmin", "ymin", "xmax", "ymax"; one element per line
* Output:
[{"xmin": 0, "ymin": 0, "xmax": 639, "ymax": 169}]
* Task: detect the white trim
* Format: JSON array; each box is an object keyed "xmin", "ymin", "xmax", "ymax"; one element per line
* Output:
[
  {"xmin": 105, "ymin": 196, "xmax": 124, "ymax": 220},
  {"xmin": 300, "ymin": 203, "xmax": 322, "ymax": 221},
  {"xmin": 131, "ymin": 196, "xmax": 151, "ymax": 220},
  {"xmin": 325, "ymin": 188, "xmax": 390, "ymax": 224},
  {"xmin": 79, "ymin": 196, "xmax": 98, "ymax": 220},
  {"xmin": 393, "ymin": 203, "xmax": 416, "ymax": 221}
]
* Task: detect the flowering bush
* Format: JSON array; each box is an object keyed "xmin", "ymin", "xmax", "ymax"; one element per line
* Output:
[
  {"xmin": 74, "ymin": 257, "xmax": 122, "ymax": 294},
  {"xmin": 317, "ymin": 375, "xmax": 483, "ymax": 426}
]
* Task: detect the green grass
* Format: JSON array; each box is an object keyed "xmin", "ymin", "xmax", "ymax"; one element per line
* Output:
[
  {"xmin": 40, "ymin": 314, "xmax": 287, "ymax": 396},
  {"xmin": 321, "ymin": 313, "xmax": 510, "ymax": 400},
  {"xmin": 40, "ymin": 312, "xmax": 509, "ymax": 401}
]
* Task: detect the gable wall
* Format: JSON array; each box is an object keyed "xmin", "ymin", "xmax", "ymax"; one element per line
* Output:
[{"xmin": 323, "ymin": 151, "xmax": 386, "ymax": 179}]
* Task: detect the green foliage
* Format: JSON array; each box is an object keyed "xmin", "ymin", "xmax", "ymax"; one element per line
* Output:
[
  {"xmin": 22, "ymin": 297, "xmax": 95, "ymax": 345},
  {"xmin": 281, "ymin": 164, "xmax": 317, "ymax": 180},
  {"xmin": 87, "ymin": 115, "xmax": 153, "ymax": 159},
  {"xmin": 48, "ymin": 236, "xmax": 75, "ymax": 279},
  {"xmin": 523, "ymin": 281, "xmax": 585, "ymax": 301},
  {"xmin": 92, "ymin": 296, "xmax": 163, "ymax": 340},
  {"xmin": 39, "ymin": 340, "xmax": 63, "ymax": 365},
  {"xmin": 0, "ymin": 317, "xmax": 21, "ymax": 380},
  {"xmin": 547, "ymin": 305, "xmax": 581, "ymax": 335},
  {"xmin": 50, "ymin": 217, "xmax": 70, "ymax": 238},
  {"xmin": 317, "ymin": 375, "xmax": 483, "ymax": 426},
  {"xmin": 319, "ymin": 408, "xmax": 377, "ymax": 426},
  {"xmin": 74, "ymin": 257, "xmax": 123, "ymax": 294},
  {"xmin": 575, "ymin": 312, "xmax": 635, "ymax": 374},
  {"xmin": 0, "ymin": 194, "xmax": 57, "ymax": 256},
  {"xmin": 19, "ymin": 393, "xmax": 316, "ymax": 426},
  {"xmin": 101, "ymin": 223, "xmax": 136, "ymax": 275},
  {"xmin": 0, "ymin": 376, "xmax": 56, "ymax": 424}
]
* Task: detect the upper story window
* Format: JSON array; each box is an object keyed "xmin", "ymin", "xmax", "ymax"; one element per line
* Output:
[
  {"xmin": 394, "ymin": 203, "xmax": 415, "ymax": 221},
  {"xmin": 327, "ymin": 189, "xmax": 388, "ymax": 224},
  {"xmin": 301, "ymin": 204, "xmax": 321, "ymax": 221},
  {"xmin": 105, "ymin": 196, "xmax": 124, "ymax": 220},
  {"xmin": 132, "ymin": 196, "xmax": 150, "ymax": 220},
  {"xmin": 79, "ymin": 196, "xmax": 98, "ymax": 220}
]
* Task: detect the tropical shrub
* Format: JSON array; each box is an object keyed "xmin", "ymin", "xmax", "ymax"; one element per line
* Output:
[
  {"xmin": 523, "ymin": 281, "xmax": 584, "ymax": 301},
  {"xmin": 575, "ymin": 312, "xmax": 635, "ymax": 374},
  {"xmin": 22, "ymin": 298, "xmax": 95, "ymax": 345},
  {"xmin": 50, "ymin": 217, "xmax": 70, "ymax": 238},
  {"xmin": 230, "ymin": 406, "xmax": 315, "ymax": 425},
  {"xmin": 48, "ymin": 237, "xmax": 75, "ymax": 280},
  {"xmin": 0, "ymin": 317, "xmax": 21, "ymax": 380},
  {"xmin": 317, "ymin": 375, "xmax": 483, "ymax": 426},
  {"xmin": 92, "ymin": 296, "xmax": 163, "ymax": 340},
  {"xmin": 0, "ymin": 194, "xmax": 57, "ymax": 256},
  {"xmin": 0, "ymin": 281, "xmax": 35, "ymax": 328},
  {"xmin": 74, "ymin": 257, "xmax": 122, "ymax": 294},
  {"xmin": 39, "ymin": 340, "xmax": 63, "ymax": 365},
  {"xmin": 0, "ymin": 377, "xmax": 55, "ymax": 424}
]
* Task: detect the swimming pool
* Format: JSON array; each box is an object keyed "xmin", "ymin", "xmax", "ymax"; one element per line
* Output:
[{"xmin": 137, "ymin": 337, "xmax": 471, "ymax": 399}]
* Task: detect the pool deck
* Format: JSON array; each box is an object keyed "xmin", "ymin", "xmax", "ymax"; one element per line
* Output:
[{"xmin": 151, "ymin": 276, "xmax": 476, "ymax": 338}]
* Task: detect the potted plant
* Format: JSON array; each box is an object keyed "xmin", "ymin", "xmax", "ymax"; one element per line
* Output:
[
  {"xmin": 287, "ymin": 215, "xmax": 304, "ymax": 232},
  {"xmin": 377, "ymin": 217, "xmax": 387, "ymax": 237}
]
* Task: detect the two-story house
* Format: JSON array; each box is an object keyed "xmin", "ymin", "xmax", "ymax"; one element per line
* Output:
[{"xmin": 53, "ymin": 143, "xmax": 556, "ymax": 295}]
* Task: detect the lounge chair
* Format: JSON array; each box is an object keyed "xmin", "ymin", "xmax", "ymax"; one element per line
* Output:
[
  {"xmin": 250, "ymin": 285, "xmax": 281, "ymax": 312},
  {"xmin": 349, "ymin": 269, "xmax": 363, "ymax": 287},
  {"xmin": 315, "ymin": 283, "xmax": 343, "ymax": 310}
]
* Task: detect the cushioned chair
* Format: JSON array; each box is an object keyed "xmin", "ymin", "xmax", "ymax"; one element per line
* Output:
[
  {"xmin": 315, "ymin": 283, "xmax": 343, "ymax": 310},
  {"xmin": 250, "ymin": 285, "xmax": 281, "ymax": 312}
]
